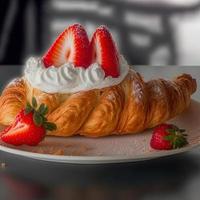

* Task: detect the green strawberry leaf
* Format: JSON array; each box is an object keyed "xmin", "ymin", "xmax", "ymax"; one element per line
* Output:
[
  {"xmin": 44, "ymin": 122, "xmax": 57, "ymax": 131},
  {"xmin": 25, "ymin": 102, "xmax": 33, "ymax": 114},
  {"xmin": 25, "ymin": 97, "xmax": 56, "ymax": 132},
  {"xmin": 32, "ymin": 97, "xmax": 37, "ymax": 108},
  {"xmin": 43, "ymin": 117, "xmax": 47, "ymax": 122},
  {"xmin": 42, "ymin": 105, "xmax": 48, "ymax": 115},
  {"xmin": 33, "ymin": 112, "xmax": 43, "ymax": 126},
  {"xmin": 164, "ymin": 135, "xmax": 174, "ymax": 141},
  {"xmin": 167, "ymin": 129, "xmax": 176, "ymax": 135},
  {"xmin": 38, "ymin": 103, "xmax": 46, "ymax": 114},
  {"xmin": 165, "ymin": 126, "xmax": 188, "ymax": 149}
]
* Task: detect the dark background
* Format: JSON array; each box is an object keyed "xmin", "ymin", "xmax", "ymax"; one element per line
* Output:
[
  {"xmin": 1, "ymin": 0, "xmax": 200, "ymax": 66},
  {"xmin": 1, "ymin": 1, "xmax": 200, "ymax": 200}
]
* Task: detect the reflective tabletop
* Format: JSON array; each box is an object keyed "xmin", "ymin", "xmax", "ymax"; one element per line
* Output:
[{"xmin": 0, "ymin": 66, "xmax": 199, "ymax": 200}]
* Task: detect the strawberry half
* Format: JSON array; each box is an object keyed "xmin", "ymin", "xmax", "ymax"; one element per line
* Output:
[
  {"xmin": 91, "ymin": 25, "xmax": 120, "ymax": 77},
  {"xmin": 42, "ymin": 24, "xmax": 91, "ymax": 68},
  {"xmin": 150, "ymin": 124, "xmax": 188, "ymax": 150},
  {"xmin": 1, "ymin": 97, "xmax": 56, "ymax": 146}
]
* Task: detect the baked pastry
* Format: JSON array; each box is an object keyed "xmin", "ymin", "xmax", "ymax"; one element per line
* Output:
[
  {"xmin": 0, "ymin": 24, "xmax": 197, "ymax": 137},
  {"xmin": 0, "ymin": 70, "xmax": 196, "ymax": 137}
]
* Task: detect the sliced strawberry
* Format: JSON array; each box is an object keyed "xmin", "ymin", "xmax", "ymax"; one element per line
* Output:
[
  {"xmin": 42, "ymin": 24, "xmax": 91, "ymax": 68},
  {"xmin": 0, "ymin": 97, "xmax": 56, "ymax": 146},
  {"xmin": 0, "ymin": 125, "xmax": 12, "ymax": 137},
  {"xmin": 1, "ymin": 117, "xmax": 45, "ymax": 146},
  {"xmin": 0, "ymin": 113, "xmax": 23, "ymax": 137},
  {"xmin": 91, "ymin": 25, "xmax": 119, "ymax": 77}
]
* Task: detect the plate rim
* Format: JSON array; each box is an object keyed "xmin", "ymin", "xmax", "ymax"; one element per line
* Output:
[{"xmin": 0, "ymin": 140, "xmax": 199, "ymax": 164}]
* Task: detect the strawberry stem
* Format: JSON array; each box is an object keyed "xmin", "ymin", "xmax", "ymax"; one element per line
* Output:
[
  {"xmin": 165, "ymin": 126, "xmax": 188, "ymax": 149},
  {"xmin": 25, "ymin": 97, "xmax": 57, "ymax": 131}
]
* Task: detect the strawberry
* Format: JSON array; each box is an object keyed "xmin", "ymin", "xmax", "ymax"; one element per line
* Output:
[
  {"xmin": 91, "ymin": 25, "xmax": 120, "ymax": 78},
  {"xmin": 150, "ymin": 124, "xmax": 188, "ymax": 150},
  {"xmin": 1, "ymin": 97, "xmax": 56, "ymax": 146},
  {"xmin": 42, "ymin": 23, "xmax": 91, "ymax": 68}
]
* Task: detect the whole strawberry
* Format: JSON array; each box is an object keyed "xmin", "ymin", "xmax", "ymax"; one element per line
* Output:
[
  {"xmin": 150, "ymin": 124, "xmax": 188, "ymax": 150},
  {"xmin": 1, "ymin": 97, "xmax": 56, "ymax": 146}
]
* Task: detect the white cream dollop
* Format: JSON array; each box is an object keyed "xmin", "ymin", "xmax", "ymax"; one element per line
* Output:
[{"xmin": 24, "ymin": 56, "xmax": 129, "ymax": 93}]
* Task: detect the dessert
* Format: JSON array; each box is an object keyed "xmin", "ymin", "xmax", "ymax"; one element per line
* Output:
[{"xmin": 0, "ymin": 24, "xmax": 197, "ymax": 138}]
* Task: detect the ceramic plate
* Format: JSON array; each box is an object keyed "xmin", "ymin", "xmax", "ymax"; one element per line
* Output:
[{"xmin": 0, "ymin": 100, "xmax": 200, "ymax": 164}]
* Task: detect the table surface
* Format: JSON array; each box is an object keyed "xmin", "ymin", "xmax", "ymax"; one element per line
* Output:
[{"xmin": 0, "ymin": 65, "xmax": 200, "ymax": 200}]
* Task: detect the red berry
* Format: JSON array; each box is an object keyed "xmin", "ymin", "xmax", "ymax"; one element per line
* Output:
[
  {"xmin": 1, "ymin": 110, "xmax": 45, "ymax": 146},
  {"xmin": 0, "ymin": 98, "xmax": 56, "ymax": 146},
  {"xmin": 91, "ymin": 25, "xmax": 119, "ymax": 77},
  {"xmin": 150, "ymin": 123, "xmax": 188, "ymax": 150},
  {"xmin": 43, "ymin": 24, "xmax": 91, "ymax": 68}
]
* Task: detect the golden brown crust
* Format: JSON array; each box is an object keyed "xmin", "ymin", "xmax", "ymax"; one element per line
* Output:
[
  {"xmin": 80, "ymin": 84, "xmax": 125, "ymax": 137},
  {"xmin": 117, "ymin": 71, "xmax": 148, "ymax": 133},
  {"xmin": 25, "ymin": 80, "xmax": 62, "ymax": 114},
  {"xmin": 0, "ymin": 70, "xmax": 197, "ymax": 137},
  {"xmin": 47, "ymin": 91, "xmax": 98, "ymax": 136},
  {"xmin": 0, "ymin": 78, "xmax": 26, "ymax": 125},
  {"xmin": 145, "ymin": 79, "xmax": 171, "ymax": 128}
]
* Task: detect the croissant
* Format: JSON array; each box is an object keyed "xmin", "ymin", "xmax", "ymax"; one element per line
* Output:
[{"xmin": 0, "ymin": 69, "xmax": 196, "ymax": 137}]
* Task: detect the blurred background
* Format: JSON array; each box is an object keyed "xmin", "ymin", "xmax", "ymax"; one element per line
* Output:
[{"xmin": 0, "ymin": 0, "xmax": 200, "ymax": 66}]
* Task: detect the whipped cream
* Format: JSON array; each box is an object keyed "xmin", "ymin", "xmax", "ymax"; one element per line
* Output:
[{"xmin": 24, "ymin": 56, "xmax": 129, "ymax": 94}]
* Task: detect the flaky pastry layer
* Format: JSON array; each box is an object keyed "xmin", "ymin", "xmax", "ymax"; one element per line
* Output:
[{"xmin": 0, "ymin": 70, "xmax": 196, "ymax": 137}]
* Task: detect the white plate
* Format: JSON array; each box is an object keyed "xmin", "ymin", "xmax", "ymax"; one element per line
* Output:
[{"xmin": 0, "ymin": 100, "xmax": 200, "ymax": 164}]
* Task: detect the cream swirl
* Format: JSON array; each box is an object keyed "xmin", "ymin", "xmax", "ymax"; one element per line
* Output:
[{"xmin": 24, "ymin": 56, "xmax": 129, "ymax": 93}]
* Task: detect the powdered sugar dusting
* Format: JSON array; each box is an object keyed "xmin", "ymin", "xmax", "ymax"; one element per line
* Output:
[
  {"xmin": 6, "ymin": 78, "xmax": 22, "ymax": 88},
  {"xmin": 106, "ymin": 93, "xmax": 116, "ymax": 101},
  {"xmin": 134, "ymin": 81, "xmax": 144, "ymax": 102},
  {"xmin": 149, "ymin": 80, "xmax": 163, "ymax": 97},
  {"xmin": 153, "ymin": 84, "xmax": 162, "ymax": 96},
  {"xmin": 131, "ymin": 73, "xmax": 145, "ymax": 103}
]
